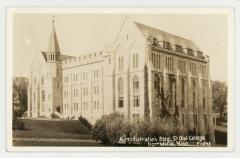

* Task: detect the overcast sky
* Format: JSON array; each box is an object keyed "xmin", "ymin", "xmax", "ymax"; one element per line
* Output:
[{"xmin": 13, "ymin": 13, "xmax": 228, "ymax": 81}]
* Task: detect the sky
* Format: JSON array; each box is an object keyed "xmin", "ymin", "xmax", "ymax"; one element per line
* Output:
[{"xmin": 13, "ymin": 13, "xmax": 229, "ymax": 81}]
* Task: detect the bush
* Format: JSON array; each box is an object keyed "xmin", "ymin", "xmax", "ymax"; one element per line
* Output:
[
  {"xmin": 92, "ymin": 113, "xmax": 131, "ymax": 145},
  {"xmin": 78, "ymin": 116, "xmax": 92, "ymax": 130},
  {"xmin": 13, "ymin": 119, "xmax": 26, "ymax": 130},
  {"xmin": 92, "ymin": 113, "xmax": 187, "ymax": 146},
  {"xmin": 12, "ymin": 110, "xmax": 26, "ymax": 130}
]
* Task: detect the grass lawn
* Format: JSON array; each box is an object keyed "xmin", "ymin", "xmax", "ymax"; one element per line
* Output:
[
  {"xmin": 12, "ymin": 119, "xmax": 101, "ymax": 146},
  {"xmin": 13, "ymin": 139, "xmax": 102, "ymax": 146}
]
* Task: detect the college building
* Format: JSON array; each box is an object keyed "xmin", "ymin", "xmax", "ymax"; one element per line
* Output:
[{"xmin": 27, "ymin": 16, "xmax": 215, "ymax": 142}]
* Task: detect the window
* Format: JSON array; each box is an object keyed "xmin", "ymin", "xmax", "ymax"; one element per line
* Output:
[
  {"xmin": 133, "ymin": 96, "xmax": 140, "ymax": 107},
  {"xmin": 42, "ymin": 90, "xmax": 45, "ymax": 102},
  {"xmin": 119, "ymin": 57, "xmax": 124, "ymax": 70},
  {"xmin": 197, "ymin": 51, "xmax": 203, "ymax": 58},
  {"xmin": 154, "ymin": 74, "xmax": 160, "ymax": 90},
  {"xmin": 202, "ymin": 81, "xmax": 206, "ymax": 108},
  {"xmin": 118, "ymin": 78, "xmax": 124, "ymax": 108},
  {"xmin": 94, "ymin": 70, "xmax": 99, "ymax": 79},
  {"xmin": 181, "ymin": 78, "xmax": 185, "ymax": 108},
  {"xmin": 178, "ymin": 60, "xmax": 186, "ymax": 73},
  {"xmin": 190, "ymin": 62, "xmax": 197, "ymax": 75},
  {"xmin": 187, "ymin": 48, "xmax": 194, "ymax": 56},
  {"xmin": 152, "ymin": 53, "xmax": 161, "ymax": 69},
  {"xmin": 152, "ymin": 37, "xmax": 158, "ymax": 46},
  {"xmin": 133, "ymin": 53, "xmax": 139, "ymax": 68},
  {"xmin": 118, "ymin": 97, "xmax": 124, "ymax": 108},
  {"xmin": 94, "ymin": 86, "xmax": 99, "ymax": 95},
  {"xmin": 133, "ymin": 76, "xmax": 139, "ymax": 90},
  {"xmin": 192, "ymin": 80, "xmax": 196, "ymax": 109},
  {"xmin": 118, "ymin": 78, "xmax": 123, "ymax": 92},
  {"xmin": 175, "ymin": 45, "xmax": 183, "ymax": 53},
  {"xmin": 200, "ymin": 64, "xmax": 207, "ymax": 77},
  {"xmin": 166, "ymin": 56, "xmax": 174, "ymax": 71},
  {"xmin": 163, "ymin": 41, "xmax": 171, "ymax": 50},
  {"xmin": 133, "ymin": 75, "xmax": 140, "ymax": 107}
]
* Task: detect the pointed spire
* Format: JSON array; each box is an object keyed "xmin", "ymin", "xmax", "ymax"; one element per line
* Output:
[{"xmin": 47, "ymin": 16, "xmax": 60, "ymax": 53}]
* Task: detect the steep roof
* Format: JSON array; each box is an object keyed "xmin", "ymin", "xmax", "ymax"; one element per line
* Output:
[
  {"xmin": 47, "ymin": 20, "xmax": 61, "ymax": 53},
  {"xmin": 134, "ymin": 21, "xmax": 200, "ymax": 51}
]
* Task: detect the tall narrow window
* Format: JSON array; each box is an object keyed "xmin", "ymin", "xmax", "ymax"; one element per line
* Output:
[
  {"xmin": 133, "ymin": 53, "xmax": 139, "ymax": 68},
  {"xmin": 166, "ymin": 56, "xmax": 174, "ymax": 71},
  {"xmin": 192, "ymin": 80, "xmax": 196, "ymax": 110},
  {"xmin": 133, "ymin": 75, "xmax": 140, "ymax": 107},
  {"xmin": 154, "ymin": 74, "xmax": 160, "ymax": 90},
  {"xmin": 119, "ymin": 57, "xmax": 124, "ymax": 70},
  {"xmin": 118, "ymin": 78, "xmax": 124, "ymax": 108},
  {"xmin": 181, "ymin": 78, "xmax": 185, "ymax": 108},
  {"xmin": 202, "ymin": 81, "xmax": 206, "ymax": 108}
]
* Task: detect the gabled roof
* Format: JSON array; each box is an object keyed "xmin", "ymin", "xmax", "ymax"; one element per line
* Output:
[
  {"xmin": 47, "ymin": 21, "xmax": 61, "ymax": 53},
  {"xmin": 134, "ymin": 21, "xmax": 200, "ymax": 51}
]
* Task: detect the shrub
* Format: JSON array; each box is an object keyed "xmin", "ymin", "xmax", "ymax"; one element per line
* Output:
[
  {"xmin": 92, "ymin": 113, "xmax": 187, "ymax": 146},
  {"xmin": 92, "ymin": 113, "xmax": 131, "ymax": 145},
  {"xmin": 13, "ymin": 119, "xmax": 26, "ymax": 130},
  {"xmin": 78, "ymin": 116, "xmax": 92, "ymax": 130}
]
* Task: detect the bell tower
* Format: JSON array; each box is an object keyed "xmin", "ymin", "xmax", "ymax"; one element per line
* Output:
[{"xmin": 45, "ymin": 16, "xmax": 63, "ymax": 115}]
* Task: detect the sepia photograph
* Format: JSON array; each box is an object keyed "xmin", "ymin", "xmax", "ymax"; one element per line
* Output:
[{"xmin": 7, "ymin": 8, "xmax": 234, "ymax": 151}]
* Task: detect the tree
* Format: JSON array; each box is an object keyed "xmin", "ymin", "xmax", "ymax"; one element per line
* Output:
[
  {"xmin": 12, "ymin": 77, "xmax": 29, "ymax": 117},
  {"xmin": 212, "ymin": 80, "xmax": 227, "ymax": 118}
]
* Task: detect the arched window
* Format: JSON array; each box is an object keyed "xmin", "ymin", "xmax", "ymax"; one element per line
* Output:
[{"xmin": 118, "ymin": 78, "xmax": 124, "ymax": 108}]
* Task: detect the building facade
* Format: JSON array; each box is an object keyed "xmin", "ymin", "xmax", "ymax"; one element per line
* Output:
[{"xmin": 27, "ymin": 17, "xmax": 215, "ymax": 142}]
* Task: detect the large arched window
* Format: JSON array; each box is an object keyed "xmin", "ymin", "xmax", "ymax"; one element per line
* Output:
[{"xmin": 118, "ymin": 78, "xmax": 124, "ymax": 108}]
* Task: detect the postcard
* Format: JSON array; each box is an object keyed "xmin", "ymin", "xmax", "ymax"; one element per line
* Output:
[{"xmin": 7, "ymin": 7, "xmax": 234, "ymax": 151}]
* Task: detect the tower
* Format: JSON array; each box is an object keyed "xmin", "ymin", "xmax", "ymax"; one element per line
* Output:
[{"xmin": 45, "ymin": 16, "xmax": 63, "ymax": 115}]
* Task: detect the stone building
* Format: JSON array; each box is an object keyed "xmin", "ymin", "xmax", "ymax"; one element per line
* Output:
[{"xmin": 27, "ymin": 16, "xmax": 215, "ymax": 142}]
